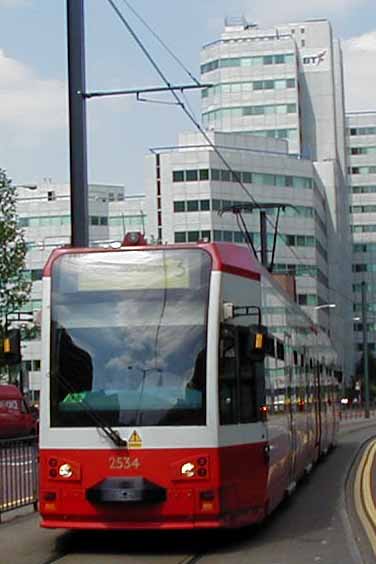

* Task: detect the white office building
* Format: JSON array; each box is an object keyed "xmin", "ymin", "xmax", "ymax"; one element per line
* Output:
[
  {"xmin": 146, "ymin": 18, "xmax": 353, "ymax": 380},
  {"xmin": 347, "ymin": 111, "xmax": 376, "ymax": 361},
  {"xmin": 13, "ymin": 181, "xmax": 145, "ymax": 401},
  {"xmin": 144, "ymin": 130, "xmax": 352, "ymax": 374}
]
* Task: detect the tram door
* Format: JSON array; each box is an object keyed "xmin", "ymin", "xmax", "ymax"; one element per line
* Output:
[
  {"xmin": 218, "ymin": 324, "xmax": 266, "ymax": 511},
  {"xmin": 313, "ymin": 361, "xmax": 322, "ymax": 454},
  {"xmin": 285, "ymin": 333, "xmax": 297, "ymax": 487},
  {"xmin": 219, "ymin": 325, "xmax": 264, "ymax": 426}
]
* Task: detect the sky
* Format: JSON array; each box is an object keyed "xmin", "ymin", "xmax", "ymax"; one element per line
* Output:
[{"xmin": 0, "ymin": 0, "xmax": 375, "ymax": 192}]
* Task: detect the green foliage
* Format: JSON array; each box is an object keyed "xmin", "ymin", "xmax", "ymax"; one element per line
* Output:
[{"xmin": 0, "ymin": 169, "xmax": 31, "ymax": 345}]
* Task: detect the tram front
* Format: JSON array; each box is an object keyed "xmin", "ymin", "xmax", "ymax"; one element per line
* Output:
[{"xmin": 39, "ymin": 245, "xmax": 223, "ymax": 530}]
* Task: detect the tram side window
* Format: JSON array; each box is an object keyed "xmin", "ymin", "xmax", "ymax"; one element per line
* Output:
[
  {"xmin": 239, "ymin": 329, "xmax": 260, "ymax": 423},
  {"xmin": 219, "ymin": 325, "xmax": 262, "ymax": 425},
  {"xmin": 219, "ymin": 326, "xmax": 238, "ymax": 424}
]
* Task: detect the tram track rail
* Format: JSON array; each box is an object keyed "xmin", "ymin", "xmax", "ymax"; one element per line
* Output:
[{"xmin": 41, "ymin": 553, "xmax": 205, "ymax": 564}]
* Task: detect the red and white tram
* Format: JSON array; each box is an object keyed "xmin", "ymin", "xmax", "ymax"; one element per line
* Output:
[{"xmin": 39, "ymin": 240, "xmax": 340, "ymax": 530}]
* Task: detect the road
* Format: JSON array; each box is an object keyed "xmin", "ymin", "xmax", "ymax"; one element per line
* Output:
[{"xmin": 0, "ymin": 422, "xmax": 375, "ymax": 564}]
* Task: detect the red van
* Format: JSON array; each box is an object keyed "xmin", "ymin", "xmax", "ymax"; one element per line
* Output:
[{"xmin": 0, "ymin": 385, "xmax": 37, "ymax": 438}]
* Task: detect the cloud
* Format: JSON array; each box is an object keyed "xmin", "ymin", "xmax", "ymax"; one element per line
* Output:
[
  {"xmin": 0, "ymin": 49, "xmax": 67, "ymax": 130},
  {"xmin": 240, "ymin": 0, "xmax": 368, "ymax": 25},
  {"xmin": 206, "ymin": 0, "xmax": 368, "ymax": 29},
  {"xmin": 342, "ymin": 30, "xmax": 376, "ymax": 111}
]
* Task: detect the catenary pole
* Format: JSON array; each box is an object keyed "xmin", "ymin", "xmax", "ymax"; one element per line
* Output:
[
  {"xmin": 260, "ymin": 211, "xmax": 268, "ymax": 268},
  {"xmin": 361, "ymin": 281, "xmax": 370, "ymax": 418},
  {"xmin": 67, "ymin": 0, "xmax": 89, "ymax": 247}
]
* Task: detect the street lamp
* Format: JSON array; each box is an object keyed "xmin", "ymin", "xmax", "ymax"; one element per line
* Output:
[
  {"xmin": 314, "ymin": 303, "xmax": 336, "ymax": 311},
  {"xmin": 361, "ymin": 281, "xmax": 370, "ymax": 418}
]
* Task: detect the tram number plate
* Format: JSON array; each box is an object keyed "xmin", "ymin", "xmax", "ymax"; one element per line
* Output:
[{"xmin": 109, "ymin": 456, "xmax": 141, "ymax": 470}]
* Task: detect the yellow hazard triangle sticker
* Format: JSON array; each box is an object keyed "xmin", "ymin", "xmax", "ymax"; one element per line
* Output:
[{"xmin": 128, "ymin": 430, "xmax": 142, "ymax": 449}]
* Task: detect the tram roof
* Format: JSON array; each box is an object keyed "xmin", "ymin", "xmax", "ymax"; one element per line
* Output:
[{"xmin": 42, "ymin": 242, "xmax": 262, "ymax": 281}]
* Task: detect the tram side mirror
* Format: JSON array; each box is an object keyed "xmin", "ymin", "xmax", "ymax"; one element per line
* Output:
[
  {"xmin": 223, "ymin": 302, "xmax": 234, "ymax": 320},
  {"xmin": 249, "ymin": 325, "xmax": 267, "ymax": 362}
]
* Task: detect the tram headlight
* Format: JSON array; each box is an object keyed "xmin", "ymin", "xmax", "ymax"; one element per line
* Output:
[
  {"xmin": 58, "ymin": 463, "xmax": 73, "ymax": 478},
  {"xmin": 181, "ymin": 462, "xmax": 195, "ymax": 477}
]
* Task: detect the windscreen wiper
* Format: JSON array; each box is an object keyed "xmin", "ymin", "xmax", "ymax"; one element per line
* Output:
[{"xmin": 51, "ymin": 371, "xmax": 128, "ymax": 448}]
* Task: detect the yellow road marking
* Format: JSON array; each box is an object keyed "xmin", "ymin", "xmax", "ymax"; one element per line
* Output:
[{"xmin": 354, "ymin": 440, "xmax": 376, "ymax": 556}]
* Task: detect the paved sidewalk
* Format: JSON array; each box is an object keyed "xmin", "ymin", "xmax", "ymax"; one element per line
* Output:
[{"xmin": 0, "ymin": 512, "xmax": 61, "ymax": 564}]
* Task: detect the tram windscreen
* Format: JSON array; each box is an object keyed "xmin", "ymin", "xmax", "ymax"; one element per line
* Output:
[{"xmin": 49, "ymin": 249, "xmax": 211, "ymax": 427}]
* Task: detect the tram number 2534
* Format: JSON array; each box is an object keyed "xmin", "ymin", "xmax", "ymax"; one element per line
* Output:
[{"xmin": 109, "ymin": 456, "xmax": 141, "ymax": 470}]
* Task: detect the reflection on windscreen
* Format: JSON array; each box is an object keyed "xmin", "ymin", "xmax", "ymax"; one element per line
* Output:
[{"xmin": 50, "ymin": 249, "xmax": 210, "ymax": 427}]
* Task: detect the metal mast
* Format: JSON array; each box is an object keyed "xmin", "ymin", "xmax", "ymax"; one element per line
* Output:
[{"xmin": 67, "ymin": 0, "xmax": 89, "ymax": 247}]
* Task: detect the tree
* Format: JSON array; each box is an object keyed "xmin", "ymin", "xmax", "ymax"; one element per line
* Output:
[{"xmin": 0, "ymin": 169, "xmax": 31, "ymax": 369}]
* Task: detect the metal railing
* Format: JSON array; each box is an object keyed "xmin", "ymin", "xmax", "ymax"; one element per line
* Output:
[
  {"xmin": 340, "ymin": 405, "xmax": 376, "ymax": 422},
  {"xmin": 0, "ymin": 436, "xmax": 38, "ymax": 521}
]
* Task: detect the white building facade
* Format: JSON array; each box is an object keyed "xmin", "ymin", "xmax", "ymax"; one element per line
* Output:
[
  {"xmin": 144, "ymin": 130, "xmax": 351, "ymax": 374},
  {"xmin": 202, "ymin": 18, "xmax": 353, "ymax": 379},
  {"xmin": 347, "ymin": 112, "xmax": 376, "ymax": 361},
  {"xmin": 13, "ymin": 181, "xmax": 145, "ymax": 401},
  {"xmin": 146, "ymin": 18, "xmax": 353, "ymax": 380}
]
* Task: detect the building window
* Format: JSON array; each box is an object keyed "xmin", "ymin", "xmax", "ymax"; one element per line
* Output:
[
  {"xmin": 186, "ymin": 170, "xmax": 198, "ymax": 182},
  {"xmin": 242, "ymin": 171, "xmax": 252, "ymax": 184},
  {"xmin": 221, "ymin": 170, "xmax": 231, "ymax": 182},
  {"xmin": 200, "ymin": 200, "xmax": 210, "ymax": 211},
  {"xmin": 174, "ymin": 232, "xmax": 186, "ymax": 243},
  {"xmin": 200, "ymin": 230, "xmax": 211, "ymax": 241},
  {"xmin": 286, "ymin": 235, "xmax": 295, "ymax": 246},
  {"xmin": 199, "ymin": 169, "xmax": 209, "ymax": 181},
  {"xmin": 173, "ymin": 201, "xmax": 185, "ymax": 212},
  {"xmin": 211, "ymin": 169, "xmax": 220, "ymax": 181},
  {"xmin": 231, "ymin": 171, "xmax": 242, "ymax": 183},
  {"xmin": 187, "ymin": 231, "xmax": 200, "ymax": 242},
  {"xmin": 47, "ymin": 191, "xmax": 56, "ymax": 201},
  {"xmin": 187, "ymin": 200, "xmax": 199, "ymax": 212},
  {"xmin": 172, "ymin": 170, "xmax": 185, "ymax": 182}
]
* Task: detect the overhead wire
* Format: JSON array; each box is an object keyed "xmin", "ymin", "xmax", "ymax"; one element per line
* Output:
[
  {"xmin": 104, "ymin": 1, "xmax": 298, "ymax": 244},
  {"xmin": 103, "ymin": 0, "xmax": 354, "ymax": 308},
  {"xmin": 118, "ymin": 0, "xmax": 201, "ymax": 86}
]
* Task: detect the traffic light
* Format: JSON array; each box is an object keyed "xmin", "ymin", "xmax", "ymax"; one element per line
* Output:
[{"xmin": 2, "ymin": 329, "xmax": 21, "ymax": 366}]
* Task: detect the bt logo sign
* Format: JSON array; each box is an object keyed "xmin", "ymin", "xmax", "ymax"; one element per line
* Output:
[{"xmin": 303, "ymin": 50, "xmax": 327, "ymax": 66}]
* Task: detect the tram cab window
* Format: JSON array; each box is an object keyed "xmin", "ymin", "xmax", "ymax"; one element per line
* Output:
[
  {"xmin": 219, "ymin": 326, "xmax": 237, "ymax": 424},
  {"xmin": 239, "ymin": 329, "xmax": 262, "ymax": 423},
  {"xmin": 219, "ymin": 325, "xmax": 265, "ymax": 425}
]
